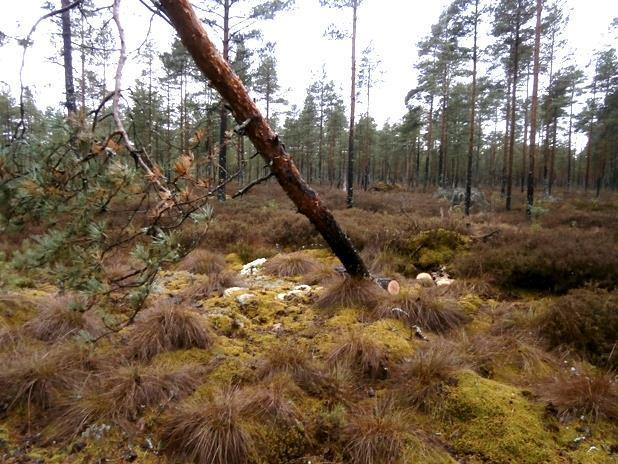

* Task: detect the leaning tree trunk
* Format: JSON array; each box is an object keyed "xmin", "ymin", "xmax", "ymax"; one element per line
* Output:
[{"xmin": 159, "ymin": 0, "xmax": 370, "ymax": 278}]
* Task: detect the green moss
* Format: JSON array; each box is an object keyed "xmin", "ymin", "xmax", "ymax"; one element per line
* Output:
[
  {"xmin": 0, "ymin": 292, "xmax": 38, "ymax": 327},
  {"xmin": 325, "ymin": 308, "xmax": 362, "ymax": 329},
  {"xmin": 556, "ymin": 421, "xmax": 618, "ymax": 463},
  {"xmin": 151, "ymin": 347, "xmax": 213, "ymax": 368},
  {"xmin": 253, "ymin": 423, "xmax": 309, "ymax": 464},
  {"xmin": 458, "ymin": 294, "xmax": 484, "ymax": 315},
  {"xmin": 363, "ymin": 319, "xmax": 415, "ymax": 359},
  {"xmin": 225, "ymin": 252, "xmax": 244, "ymax": 271},
  {"xmin": 402, "ymin": 435, "xmax": 459, "ymax": 463},
  {"xmin": 444, "ymin": 371, "xmax": 559, "ymax": 464},
  {"xmin": 402, "ymin": 229, "xmax": 469, "ymax": 271}
]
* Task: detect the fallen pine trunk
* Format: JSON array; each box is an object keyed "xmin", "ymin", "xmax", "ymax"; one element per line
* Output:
[{"xmin": 159, "ymin": 0, "xmax": 370, "ymax": 278}]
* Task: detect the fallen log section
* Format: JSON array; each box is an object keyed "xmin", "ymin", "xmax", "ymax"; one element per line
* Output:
[{"xmin": 159, "ymin": 0, "xmax": 371, "ymax": 278}]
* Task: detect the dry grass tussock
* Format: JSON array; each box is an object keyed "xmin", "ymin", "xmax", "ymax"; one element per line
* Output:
[
  {"xmin": 343, "ymin": 398, "xmax": 410, "ymax": 464},
  {"xmin": 47, "ymin": 363, "xmax": 203, "ymax": 441},
  {"xmin": 125, "ymin": 301, "xmax": 215, "ymax": 361},
  {"xmin": 180, "ymin": 271, "xmax": 244, "ymax": 301},
  {"xmin": 0, "ymin": 342, "xmax": 93, "ymax": 412},
  {"xmin": 376, "ymin": 288, "xmax": 468, "ymax": 333},
  {"xmin": 24, "ymin": 293, "xmax": 99, "ymax": 342},
  {"xmin": 537, "ymin": 367, "xmax": 618, "ymax": 422},
  {"xmin": 177, "ymin": 249, "xmax": 226, "ymax": 275},
  {"xmin": 161, "ymin": 387, "xmax": 255, "ymax": 464},
  {"xmin": 316, "ymin": 276, "xmax": 386, "ymax": 311},
  {"xmin": 301, "ymin": 264, "xmax": 340, "ymax": 286},
  {"xmin": 97, "ymin": 362, "xmax": 203, "ymax": 420},
  {"xmin": 460, "ymin": 332, "xmax": 558, "ymax": 380},
  {"xmin": 263, "ymin": 252, "xmax": 320, "ymax": 277},
  {"xmin": 238, "ymin": 374, "xmax": 302, "ymax": 426},
  {"xmin": 327, "ymin": 330, "xmax": 389, "ymax": 380},
  {"xmin": 392, "ymin": 340, "xmax": 464, "ymax": 413},
  {"xmin": 255, "ymin": 343, "xmax": 328, "ymax": 396}
]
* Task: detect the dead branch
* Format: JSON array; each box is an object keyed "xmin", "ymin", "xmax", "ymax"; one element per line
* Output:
[{"xmin": 232, "ymin": 171, "xmax": 274, "ymax": 199}]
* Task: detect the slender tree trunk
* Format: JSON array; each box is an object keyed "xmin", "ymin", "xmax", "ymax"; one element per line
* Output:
[
  {"xmin": 217, "ymin": 0, "xmax": 231, "ymax": 201},
  {"xmin": 585, "ymin": 76, "xmax": 597, "ymax": 192},
  {"xmin": 548, "ymin": 115, "xmax": 557, "ymax": 195},
  {"xmin": 521, "ymin": 62, "xmax": 530, "ymax": 192},
  {"xmin": 502, "ymin": 73, "xmax": 512, "ymax": 196},
  {"xmin": 567, "ymin": 84, "xmax": 575, "ymax": 191},
  {"xmin": 61, "ymin": 0, "xmax": 76, "ymax": 115},
  {"xmin": 160, "ymin": 0, "xmax": 371, "ymax": 277},
  {"xmin": 465, "ymin": 0, "xmax": 479, "ymax": 216},
  {"xmin": 346, "ymin": 0, "xmax": 358, "ymax": 208},
  {"xmin": 527, "ymin": 0, "xmax": 543, "ymax": 217},
  {"xmin": 542, "ymin": 29, "xmax": 556, "ymax": 196},
  {"xmin": 424, "ymin": 96, "xmax": 434, "ymax": 192},
  {"xmin": 318, "ymin": 87, "xmax": 324, "ymax": 183},
  {"xmin": 506, "ymin": 9, "xmax": 521, "ymax": 212},
  {"xmin": 438, "ymin": 77, "xmax": 449, "ymax": 187}
]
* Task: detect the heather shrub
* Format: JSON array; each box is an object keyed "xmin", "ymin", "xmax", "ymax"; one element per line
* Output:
[
  {"xmin": 177, "ymin": 249, "xmax": 226, "ymax": 275},
  {"xmin": 536, "ymin": 288, "xmax": 618, "ymax": 368},
  {"xmin": 398, "ymin": 228, "xmax": 468, "ymax": 271},
  {"xmin": 454, "ymin": 227, "xmax": 618, "ymax": 293}
]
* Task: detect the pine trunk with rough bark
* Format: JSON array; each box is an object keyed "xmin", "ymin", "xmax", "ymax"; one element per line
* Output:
[
  {"xmin": 464, "ymin": 0, "xmax": 479, "ymax": 217},
  {"xmin": 159, "ymin": 0, "xmax": 370, "ymax": 278},
  {"xmin": 347, "ymin": 0, "xmax": 358, "ymax": 208},
  {"xmin": 217, "ymin": 0, "xmax": 230, "ymax": 201},
  {"xmin": 527, "ymin": 0, "xmax": 543, "ymax": 217},
  {"xmin": 505, "ymin": 9, "xmax": 521, "ymax": 212},
  {"xmin": 61, "ymin": 0, "xmax": 76, "ymax": 114}
]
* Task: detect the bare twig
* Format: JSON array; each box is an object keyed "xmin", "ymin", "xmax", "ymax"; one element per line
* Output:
[{"xmin": 232, "ymin": 171, "xmax": 273, "ymax": 199}]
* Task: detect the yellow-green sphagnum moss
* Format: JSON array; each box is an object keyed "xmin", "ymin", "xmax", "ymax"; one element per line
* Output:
[{"xmin": 444, "ymin": 371, "xmax": 559, "ymax": 464}]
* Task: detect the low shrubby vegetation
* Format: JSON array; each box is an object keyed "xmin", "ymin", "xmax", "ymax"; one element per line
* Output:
[
  {"xmin": 536, "ymin": 288, "xmax": 618, "ymax": 368},
  {"xmin": 1, "ymin": 187, "xmax": 618, "ymax": 463}
]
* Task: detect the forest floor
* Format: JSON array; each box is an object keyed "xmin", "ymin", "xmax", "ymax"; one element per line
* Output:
[{"xmin": 0, "ymin": 184, "xmax": 617, "ymax": 463}]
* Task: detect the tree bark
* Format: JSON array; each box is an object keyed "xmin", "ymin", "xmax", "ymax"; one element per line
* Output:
[
  {"xmin": 424, "ymin": 96, "xmax": 435, "ymax": 192},
  {"xmin": 506, "ymin": 4, "xmax": 521, "ymax": 211},
  {"xmin": 159, "ymin": 0, "xmax": 370, "ymax": 278},
  {"xmin": 527, "ymin": 0, "xmax": 543, "ymax": 217},
  {"xmin": 464, "ymin": 0, "xmax": 479, "ymax": 217},
  {"xmin": 61, "ymin": 0, "xmax": 77, "ymax": 115},
  {"xmin": 346, "ymin": 0, "xmax": 358, "ymax": 208},
  {"xmin": 566, "ymin": 84, "xmax": 574, "ymax": 191},
  {"xmin": 217, "ymin": 0, "xmax": 230, "ymax": 201}
]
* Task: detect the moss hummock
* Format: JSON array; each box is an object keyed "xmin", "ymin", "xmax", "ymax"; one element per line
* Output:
[{"xmin": 444, "ymin": 370, "xmax": 558, "ymax": 464}]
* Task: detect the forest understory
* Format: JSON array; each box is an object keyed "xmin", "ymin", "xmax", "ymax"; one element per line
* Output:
[{"xmin": 1, "ymin": 185, "xmax": 617, "ymax": 464}]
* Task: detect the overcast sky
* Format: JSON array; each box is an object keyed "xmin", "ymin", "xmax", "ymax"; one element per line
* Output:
[{"xmin": 1, "ymin": 0, "xmax": 617, "ymax": 132}]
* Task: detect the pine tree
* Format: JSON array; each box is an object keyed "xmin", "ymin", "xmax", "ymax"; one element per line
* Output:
[{"xmin": 320, "ymin": 0, "xmax": 364, "ymax": 207}]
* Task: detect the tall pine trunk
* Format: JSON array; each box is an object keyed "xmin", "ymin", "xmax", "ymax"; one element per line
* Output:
[
  {"xmin": 346, "ymin": 0, "xmax": 358, "ymax": 208},
  {"xmin": 61, "ymin": 0, "xmax": 76, "ymax": 115},
  {"xmin": 527, "ymin": 0, "xmax": 543, "ymax": 217},
  {"xmin": 465, "ymin": 0, "xmax": 479, "ymax": 216},
  {"xmin": 217, "ymin": 0, "xmax": 231, "ymax": 201},
  {"xmin": 566, "ymin": 84, "xmax": 575, "ymax": 190},
  {"xmin": 505, "ymin": 4, "xmax": 521, "ymax": 211}
]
